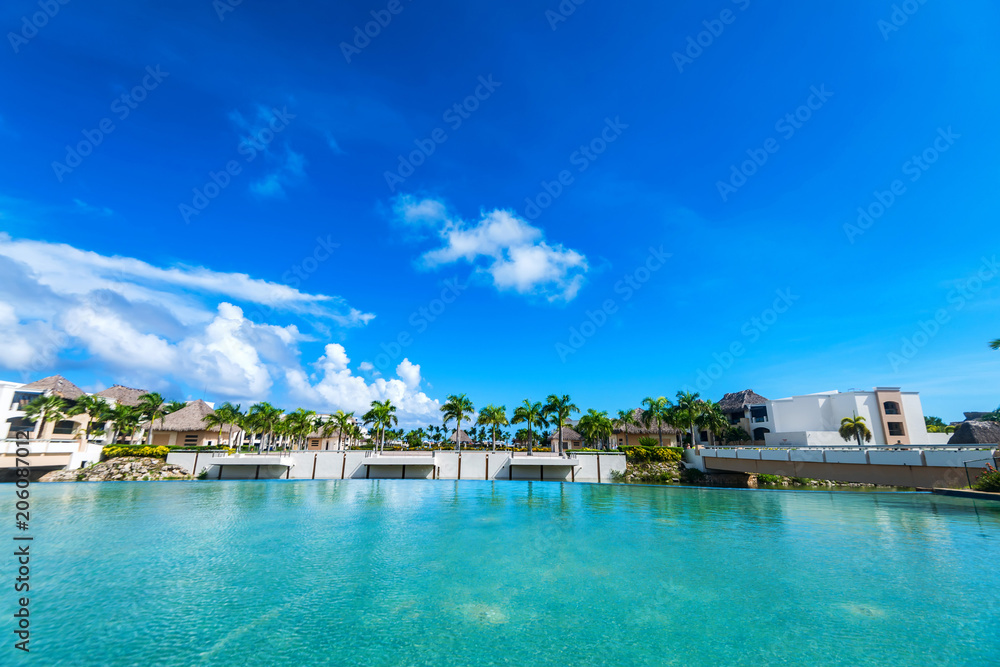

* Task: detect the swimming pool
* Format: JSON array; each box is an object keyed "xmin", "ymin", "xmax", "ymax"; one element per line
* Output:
[{"xmin": 7, "ymin": 481, "xmax": 999, "ymax": 665}]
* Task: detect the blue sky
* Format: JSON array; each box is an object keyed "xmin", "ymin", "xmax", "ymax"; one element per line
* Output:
[{"xmin": 1, "ymin": 0, "xmax": 998, "ymax": 425}]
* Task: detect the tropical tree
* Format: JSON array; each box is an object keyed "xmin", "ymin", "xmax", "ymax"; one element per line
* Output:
[
  {"xmin": 215, "ymin": 402, "xmax": 243, "ymax": 449},
  {"xmin": 477, "ymin": 404, "xmax": 509, "ymax": 452},
  {"xmin": 511, "ymin": 400, "xmax": 547, "ymax": 456},
  {"xmin": 202, "ymin": 411, "xmax": 228, "ymax": 448},
  {"xmin": 839, "ymin": 414, "xmax": 873, "ymax": 447},
  {"xmin": 613, "ymin": 409, "xmax": 638, "ymax": 449},
  {"xmin": 990, "ymin": 339, "xmax": 1000, "ymax": 350},
  {"xmin": 109, "ymin": 403, "xmax": 140, "ymax": 444},
  {"xmin": 695, "ymin": 400, "xmax": 729, "ymax": 446},
  {"xmin": 284, "ymin": 408, "xmax": 317, "ymax": 450},
  {"xmin": 363, "ymin": 399, "xmax": 398, "ymax": 453},
  {"xmin": 23, "ymin": 394, "xmax": 67, "ymax": 439},
  {"xmin": 441, "ymin": 394, "xmax": 474, "ymax": 452},
  {"xmin": 136, "ymin": 392, "xmax": 167, "ymax": 445},
  {"xmin": 325, "ymin": 410, "xmax": 354, "ymax": 450},
  {"xmin": 640, "ymin": 396, "xmax": 673, "ymax": 447},
  {"xmin": 66, "ymin": 395, "xmax": 110, "ymax": 441},
  {"xmin": 543, "ymin": 394, "xmax": 579, "ymax": 457},
  {"xmin": 673, "ymin": 391, "xmax": 704, "ymax": 448},
  {"xmin": 723, "ymin": 426, "xmax": 751, "ymax": 444},
  {"xmin": 164, "ymin": 400, "xmax": 187, "ymax": 414},
  {"xmin": 577, "ymin": 409, "xmax": 613, "ymax": 450},
  {"xmin": 247, "ymin": 402, "xmax": 284, "ymax": 452}
]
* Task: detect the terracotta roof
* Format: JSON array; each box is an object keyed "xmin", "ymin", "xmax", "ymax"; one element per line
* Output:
[
  {"xmin": 549, "ymin": 426, "xmax": 582, "ymax": 441},
  {"xmin": 20, "ymin": 375, "xmax": 85, "ymax": 400},
  {"xmin": 717, "ymin": 389, "xmax": 769, "ymax": 413},
  {"xmin": 145, "ymin": 400, "xmax": 215, "ymax": 432},
  {"xmin": 95, "ymin": 385, "xmax": 149, "ymax": 406}
]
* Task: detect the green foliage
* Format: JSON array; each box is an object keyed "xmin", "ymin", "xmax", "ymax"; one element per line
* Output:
[
  {"xmin": 103, "ymin": 445, "xmax": 170, "ymax": 460},
  {"xmin": 756, "ymin": 474, "xmax": 783, "ymax": 484},
  {"xmin": 973, "ymin": 464, "xmax": 1000, "ymax": 492},
  {"xmin": 620, "ymin": 445, "xmax": 682, "ymax": 463},
  {"xmin": 723, "ymin": 426, "xmax": 751, "ymax": 443},
  {"xmin": 636, "ymin": 436, "xmax": 658, "ymax": 447}
]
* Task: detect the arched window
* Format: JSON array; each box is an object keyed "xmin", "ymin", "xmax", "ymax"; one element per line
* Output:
[{"xmin": 883, "ymin": 401, "xmax": 901, "ymax": 415}]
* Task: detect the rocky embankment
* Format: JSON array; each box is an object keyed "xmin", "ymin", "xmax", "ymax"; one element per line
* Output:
[
  {"xmin": 40, "ymin": 457, "xmax": 191, "ymax": 482},
  {"xmin": 620, "ymin": 461, "xmax": 684, "ymax": 485}
]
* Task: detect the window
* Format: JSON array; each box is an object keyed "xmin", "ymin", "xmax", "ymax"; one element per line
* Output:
[
  {"xmin": 883, "ymin": 401, "xmax": 901, "ymax": 415},
  {"xmin": 887, "ymin": 422, "xmax": 905, "ymax": 437},
  {"xmin": 52, "ymin": 420, "xmax": 76, "ymax": 435},
  {"xmin": 183, "ymin": 434, "xmax": 198, "ymax": 445},
  {"xmin": 699, "ymin": 431, "xmax": 709, "ymax": 442},
  {"xmin": 310, "ymin": 439, "xmax": 320, "ymax": 447}
]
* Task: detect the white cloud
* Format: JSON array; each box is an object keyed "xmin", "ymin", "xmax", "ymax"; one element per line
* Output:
[
  {"xmin": 287, "ymin": 345, "xmax": 440, "ymax": 424},
  {"xmin": 394, "ymin": 197, "xmax": 588, "ymax": 302}
]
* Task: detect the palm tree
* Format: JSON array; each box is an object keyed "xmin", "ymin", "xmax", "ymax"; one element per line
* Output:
[
  {"xmin": 578, "ymin": 409, "xmax": 613, "ymax": 450},
  {"xmin": 640, "ymin": 396, "xmax": 673, "ymax": 447},
  {"xmin": 441, "ymin": 394, "xmax": 475, "ymax": 452},
  {"xmin": 108, "ymin": 403, "xmax": 140, "ymax": 444},
  {"xmin": 543, "ymin": 394, "xmax": 579, "ymax": 457},
  {"xmin": 613, "ymin": 409, "xmax": 638, "ymax": 449},
  {"xmin": 247, "ymin": 402, "xmax": 284, "ymax": 452},
  {"xmin": 990, "ymin": 339, "xmax": 1000, "ymax": 350},
  {"xmin": 673, "ymin": 391, "xmax": 704, "ymax": 448},
  {"xmin": 215, "ymin": 402, "xmax": 242, "ymax": 449},
  {"xmin": 477, "ymin": 404, "xmax": 509, "ymax": 452},
  {"xmin": 164, "ymin": 400, "xmax": 187, "ymax": 413},
  {"xmin": 328, "ymin": 410, "xmax": 354, "ymax": 450},
  {"xmin": 285, "ymin": 408, "xmax": 318, "ymax": 450},
  {"xmin": 511, "ymin": 400, "xmax": 547, "ymax": 456},
  {"xmin": 136, "ymin": 392, "xmax": 167, "ymax": 445},
  {"xmin": 839, "ymin": 414, "xmax": 873, "ymax": 447},
  {"xmin": 202, "ymin": 411, "xmax": 228, "ymax": 448},
  {"xmin": 363, "ymin": 399, "xmax": 398, "ymax": 453},
  {"xmin": 23, "ymin": 394, "xmax": 67, "ymax": 439},
  {"xmin": 695, "ymin": 400, "xmax": 728, "ymax": 446},
  {"xmin": 66, "ymin": 395, "xmax": 110, "ymax": 441}
]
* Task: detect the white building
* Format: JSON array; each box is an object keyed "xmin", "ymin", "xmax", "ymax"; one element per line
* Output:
[{"xmin": 753, "ymin": 387, "xmax": 948, "ymax": 447}]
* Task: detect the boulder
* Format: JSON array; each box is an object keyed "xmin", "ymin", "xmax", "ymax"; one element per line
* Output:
[{"xmin": 947, "ymin": 420, "xmax": 1000, "ymax": 445}]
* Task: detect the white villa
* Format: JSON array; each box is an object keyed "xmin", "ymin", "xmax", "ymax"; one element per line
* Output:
[{"xmin": 748, "ymin": 387, "xmax": 948, "ymax": 447}]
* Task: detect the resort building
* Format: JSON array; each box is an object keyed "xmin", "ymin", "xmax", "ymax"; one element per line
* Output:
[
  {"xmin": 95, "ymin": 384, "xmax": 148, "ymax": 407},
  {"xmin": 0, "ymin": 375, "xmax": 91, "ymax": 441},
  {"xmin": 549, "ymin": 426, "xmax": 583, "ymax": 450},
  {"xmin": 713, "ymin": 389, "xmax": 771, "ymax": 443},
  {"xmin": 146, "ymin": 399, "xmax": 231, "ymax": 448},
  {"xmin": 757, "ymin": 387, "xmax": 946, "ymax": 447},
  {"xmin": 614, "ymin": 408, "xmax": 683, "ymax": 448}
]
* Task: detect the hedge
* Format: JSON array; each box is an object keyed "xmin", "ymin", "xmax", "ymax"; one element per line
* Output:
[
  {"xmin": 620, "ymin": 445, "xmax": 683, "ymax": 463},
  {"xmin": 102, "ymin": 445, "xmax": 170, "ymax": 460}
]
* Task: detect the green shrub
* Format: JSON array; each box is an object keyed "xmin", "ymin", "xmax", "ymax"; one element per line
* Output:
[
  {"xmin": 620, "ymin": 445, "xmax": 682, "ymax": 464},
  {"xmin": 973, "ymin": 465, "xmax": 1000, "ymax": 492},
  {"xmin": 102, "ymin": 445, "xmax": 170, "ymax": 460},
  {"xmin": 637, "ymin": 436, "xmax": 659, "ymax": 447},
  {"xmin": 757, "ymin": 474, "xmax": 784, "ymax": 485}
]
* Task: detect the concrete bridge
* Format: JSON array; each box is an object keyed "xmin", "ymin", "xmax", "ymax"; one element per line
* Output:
[{"xmin": 692, "ymin": 445, "xmax": 999, "ymax": 488}]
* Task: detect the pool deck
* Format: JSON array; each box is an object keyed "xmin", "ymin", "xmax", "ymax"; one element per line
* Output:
[{"xmin": 932, "ymin": 488, "xmax": 1000, "ymax": 502}]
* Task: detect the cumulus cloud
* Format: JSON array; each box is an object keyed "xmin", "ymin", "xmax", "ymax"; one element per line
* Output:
[
  {"xmin": 393, "ymin": 196, "xmax": 588, "ymax": 302},
  {"xmin": 287, "ymin": 345, "xmax": 440, "ymax": 423}
]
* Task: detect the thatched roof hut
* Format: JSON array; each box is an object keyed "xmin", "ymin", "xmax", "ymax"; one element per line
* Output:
[
  {"xmin": 948, "ymin": 420, "xmax": 1000, "ymax": 445},
  {"xmin": 450, "ymin": 429, "xmax": 472, "ymax": 444},
  {"xmin": 717, "ymin": 389, "xmax": 769, "ymax": 413},
  {"xmin": 144, "ymin": 400, "xmax": 215, "ymax": 432},
  {"xmin": 95, "ymin": 384, "xmax": 149, "ymax": 406},
  {"xmin": 549, "ymin": 426, "xmax": 582, "ymax": 441},
  {"xmin": 20, "ymin": 375, "xmax": 85, "ymax": 400},
  {"xmin": 614, "ymin": 408, "xmax": 682, "ymax": 436}
]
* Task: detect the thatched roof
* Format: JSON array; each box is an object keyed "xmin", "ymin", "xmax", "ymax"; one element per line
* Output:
[
  {"xmin": 20, "ymin": 375, "xmax": 85, "ymax": 400},
  {"xmin": 146, "ymin": 400, "xmax": 215, "ymax": 432},
  {"xmin": 95, "ymin": 384, "xmax": 148, "ymax": 406},
  {"xmin": 948, "ymin": 420, "xmax": 1000, "ymax": 445},
  {"xmin": 450, "ymin": 429, "xmax": 472, "ymax": 443},
  {"xmin": 549, "ymin": 426, "xmax": 582, "ymax": 441},
  {"xmin": 614, "ymin": 408, "xmax": 682, "ymax": 435},
  {"xmin": 718, "ymin": 389, "xmax": 769, "ymax": 413}
]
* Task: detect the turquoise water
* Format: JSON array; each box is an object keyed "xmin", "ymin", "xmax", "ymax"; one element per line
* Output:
[{"xmin": 5, "ymin": 481, "xmax": 1000, "ymax": 666}]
